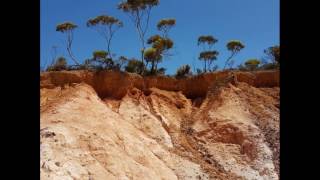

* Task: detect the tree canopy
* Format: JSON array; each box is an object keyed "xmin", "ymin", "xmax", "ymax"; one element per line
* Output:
[
  {"xmin": 56, "ymin": 22, "xmax": 79, "ymax": 65},
  {"xmin": 199, "ymin": 51, "xmax": 219, "ymax": 61},
  {"xmin": 87, "ymin": 15, "xmax": 123, "ymax": 27},
  {"xmin": 175, "ymin": 64, "xmax": 191, "ymax": 78},
  {"xmin": 125, "ymin": 58, "xmax": 145, "ymax": 74},
  {"xmin": 87, "ymin": 15, "xmax": 123, "ymax": 59},
  {"xmin": 226, "ymin": 40, "xmax": 245, "ymax": 53},
  {"xmin": 264, "ymin": 45, "xmax": 280, "ymax": 64},
  {"xmin": 118, "ymin": 0, "xmax": 160, "ymax": 68},
  {"xmin": 157, "ymin": 18, "xmax": 176, "ymax": 37},
  {"xmin": 118, "ymin": 0, "xmax": 159, "ymax": 12},
  {"xmin": 224, "ymin": 40, "xmax": 245, "ymax": 69},
  {"xmin": 92, "ymin": 50, "xmax": 108, "ymax": 60},
  {"xmin": 244, "ymin": 59, "xmax": 261, "ymax": 71},
  {"xmin": 198, "ymin": 35, "xmax": 218, "ymax": 47},
  {"xmin": 56, "ymin": 22, "xmax": 77, "ymax": 32}
]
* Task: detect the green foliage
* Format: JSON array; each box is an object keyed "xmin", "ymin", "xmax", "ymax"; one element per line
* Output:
[
  {"xmin": 157, "ymin": 18, "xmax": 176, "ymax": 30},
  {"xmin": 198, "ymin": 51, "xmax": 219, "ymax": 61},
  {"xmin": 264, "ymin": 45, "xmax": 280, "ymax": 64},
  {"xmin": 118, "ymin": 0, "xmax": 160, "ymax": 67},
  {"xmin": 224, "ymin": 40, "xmax": 245, "ymax": 70},
  {"xmin": 157, "ymin": 18, "xmax": 176, "ymax": 37},
  {"xmin": 87, "ymin": 15, "xmax": 123, "ymax": 58},
  {"xmin": 56, "ymin": 22, "xmax": 77, "ymax": 32},
  {"xmin": 118, "ymin": 0, "xmax": 159, "ymax": 12},
  {"xmin": 56, "ymin": 22, "xmax": 79, "ymax": 65},
  {"xmin": 197, "ymin": 35, "xmax": 218, "ymax": 47},
  {"xmin": 175, "ymin": 64, "xmax": 191, "ymax": 78},
  {"xmin": 145, "ymin": 35, "xmax": 173, "ymax": 74},
  {"xmin": 86, "ymin": 50, "xmax": 115, "ymax": 70},
  {"xmin": 144, "ymin": 48, "xmax": 162, "ymax": 62},
  {"xmin": 144, "ymin": 47, "xmax": 162, "ymax": 74},
  {"xmin": 125, "ymin": 59, "xmax": 145, "ymax": 74},
  {"xmin": 244, "ymin": 59, "xmax": 261, "ymax": 71},
  {"xmin": 46, "ymin": 57, "xmax": 68, "ymax": 71},
  {"xmin": 150, "ymin": 36, "xmax": 173, "ymax": 52},
  {"xmin": 87, "ymin": 15, "xmax": 123, "ymax": 27},
  {"xmin": 93, "ymin": 50, "xmax": 108, "ymax": 60},
  {"xmin": 147, "ymin": 34, "xmax": 162, "ymax": 44},
  {"xmin": 226, "ymin": 40, "xmax": 245, "ymax": 53},
  {"xmin": 197, "ymin": 35, "xmax": 219, "ymax": 72}
]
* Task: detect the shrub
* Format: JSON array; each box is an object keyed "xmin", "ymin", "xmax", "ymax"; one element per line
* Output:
[
  {"xmin": 175, "ymin": 65, "xmax": 191, "ymax": 78},
  {"xmin": 46, "ymin": 57, "xmax": 68, "ymax": 71},
  {"xmin": 264, "ymin": 45, "xmax": 280, "ymax": 64},
  {"xmin": 245, "ymin": 59, "xmax": 261, "ymax": 71},
  {"xmin": 125, "ymin": 59, "xmax": 145, "ymax": 74}
]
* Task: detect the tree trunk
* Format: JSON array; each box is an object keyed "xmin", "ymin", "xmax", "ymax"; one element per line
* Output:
[{"xmin": 151, "ymin": 60, "xmax": 155, "ymax": 74}]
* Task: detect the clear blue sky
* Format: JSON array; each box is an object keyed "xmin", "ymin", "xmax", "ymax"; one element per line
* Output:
[{"xmin": 41, "ymin": 0, "xmax": 279, "ymax": 74}]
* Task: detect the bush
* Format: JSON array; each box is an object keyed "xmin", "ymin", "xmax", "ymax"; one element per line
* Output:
[
  {"xmin": 259, "ymin": 63, "xmax": 278, "ymax": 70},
  {"xmin": 175, "ymin": 65, "xmax": 191, "ymax": 78},
  {"xmin": 46, "ymin": 57, "xmax": 68, "ymax": 71},
  {"xmin": 157, "ymin": 67, "xmax": 166, "ymax": 75},
  {"xmin": 244, "ymin": 59, "xmax": 261, "ymax": 71},
  {"xmin": 125, "ymin": 59, "xmax": 145, "ymax": 74}
]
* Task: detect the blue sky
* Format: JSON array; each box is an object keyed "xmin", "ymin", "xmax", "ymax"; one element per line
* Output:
[{"xmin": 41, "ymin": 0, "xmax": 279, "ymax": 74}]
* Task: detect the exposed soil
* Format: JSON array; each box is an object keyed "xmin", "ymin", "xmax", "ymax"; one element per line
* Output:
[{"xmin": 40, "ymin": 70, "xmax": 279, "ymax": 180}]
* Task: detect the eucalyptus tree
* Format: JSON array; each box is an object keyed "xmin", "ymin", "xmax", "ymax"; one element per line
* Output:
[
  {"xmin": 157, "ymin": 18, "xmax": 176, "ymax": 38},
  {"xmin": 87, "ymin": 15, "xmax": 123, "ymax": 59},
  {"xmin": 175, "ymin": 64, "xmax": 191, "ymax": 78},
  {"xmin": 145, "ymin": 34, "xmax": 173, "ymax": 73},
  {"xmin": 47, "ymin": 56, "xmax": 68, "ymax": 71},
  {"xmin": 197, "ymin": 35, "xmax": 219, "ymax": 72},
  {"xmin": 125, "ymin": 58, "xmax": 145, "ymax": 74},
  {"xmin": 143, "ymin": 47, "xmax": 162, "ymax": 74},
  {"xmin": 118, "ymin": 0, "xmax": 160, "ymax": 65},
  {"xmin": 245, "ymin": 59, "xmax": 261, "ymax": 71},
  {"xmin": 224, "ymin": 40, "xmax": 245, "ymax": 69},
  {"xmin": 198, "ymin": 51, "xmax": 219, "ymax": 72},
  {"xmin": 264, "ymin": 45, "xmax": 280, "ymax": 64},
  {"xmin": 89, "ymin": 50, "xmax": 114, "ymax": 70},
  {"xmin": 56, "ymin": 22, "xmax": 79, "ymax": 65}
]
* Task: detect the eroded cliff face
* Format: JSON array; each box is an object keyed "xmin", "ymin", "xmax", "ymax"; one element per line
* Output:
[
  {"xmin": 40, "ymin": 70, "xmax": 279, "ymax": 180},
  {"xmin": 40, "ymin": 70, "xmax": 279, "ymax": 99}
]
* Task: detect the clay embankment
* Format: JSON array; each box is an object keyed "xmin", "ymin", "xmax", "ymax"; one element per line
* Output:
[{"xmin": 40, "ymin": 70, "xmax": 279, "ymax": 180}]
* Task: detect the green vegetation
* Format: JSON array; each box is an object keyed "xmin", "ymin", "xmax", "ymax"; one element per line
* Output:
[
  {"xmin": 244, "ymin": 59, "xmax": 261, "ymax": 71},
  {"xmin": 197, "ymin": 35, "xmax": 219, "ymax": 72},
  {"xmin": 157, "ymin": 18, "xmax": 176, "ymax": 38},
  {"xmin": 56, "ymin": 22, "xmax": 79, "ymax": 65},
  {"xmin": 45, "ymin": 1, "xmax": 279, "ymax": 76},
  {"xmin": 264, "ymin": 45, "xmax": 280, "ymax": 64},
  {"xmin": 224, "ymin": 40, "xmax": 245, "ymax": 70},
  {"xmin": 46, "ymin": 57, "xmax": 68, "ymax": 71},
  {"xmin": 175, "ymin": 65, "xmax": 191, "ymax": 78},
  {"xmin": 87, "ymin": 15, "xmax": 123, "ymax": 59},
  {"xmin": 125, "ymin": 59, "xmax": 145, "ymax": 74},
  {"xmin": 118, "ymin": 0, "xmax": 160, "ymax": 66}
]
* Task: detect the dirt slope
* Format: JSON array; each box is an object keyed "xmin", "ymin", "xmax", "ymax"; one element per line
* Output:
[{"xmin": 40, "ymin": 70, "xmax": 279, "ymax": 180}]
